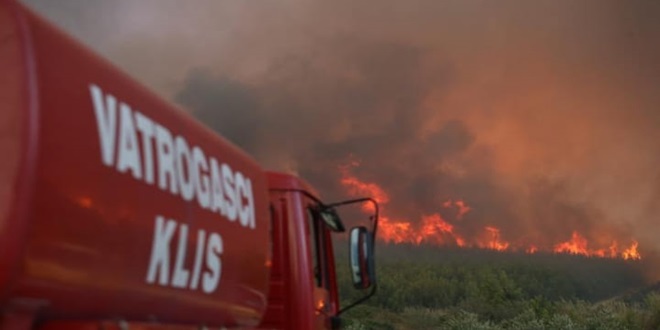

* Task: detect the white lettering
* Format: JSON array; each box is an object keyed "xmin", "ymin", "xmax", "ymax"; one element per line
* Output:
[
  {"xmin": 236, "ymin": 172, "xmax": 250, "ymax": 228},
  {"xmin": 203, "ymin": 233, "xmax": 223, "ymax": 294},
  {"xmin": 222, "ymin": 164, "xmax": 237, "ymax": 221},
  {"xmin": 155, "ymin": 124, "xmax": 178, "ymax": 195},
  {"xmin": 210, "ymin": 158, "xmax": 225, "ymax": 216},
  {"xmin": 135, "ymin": 111, "xmax": 156, "ymax": 185},
  {"xmin": 189, "ymin": 229, "xmax": 206, "ymax": 290},
  {"xmin": 146, "ymin": 216, "xmax": 177, "ymax": 286},
  {"xmin": 193, "ymin": 147, "xmax": 211, "ymax": 209},
  {"xmin": 116, "ymin": 103, "xmax": 142, "ymax": 179},
  {"xmin": 171, "ymin": 223, "xmax": 190, "ymax": 288},
  {"xmin": 90, "ymin": 85, "xmax": 260, "ymax": 238},
  {"xmin": 146, "ymin": 218, "xmax": 223, "ymax": 293},
  {"xmin": 175, "ymin": 136, "xmax": 195, "ymax": 201},
  {"xmin": 89, "ymin": 84, "xmax": 118, "ymax": 167}
]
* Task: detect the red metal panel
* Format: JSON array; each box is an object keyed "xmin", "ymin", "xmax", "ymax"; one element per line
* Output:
[
  {"xmin": 0, "ymin": 0, "xmax": 37, "ymax": 304},
  {"xmin": 263, "ymin": 174, "xmax": 337, "ymax": 329},
  {"xmin": 39, "ymin": 321, "xmax": 232, "ymax": 330},
  {"xmin": 266, "ymin": 172, "xmax": 319, "ymax": 198},
  {"xmin": 322, "ymin": 229, "xmax": 340, "ymax": 316},
  {"xmin": 1, "ymin": 2, "xmax": 271, "ymax": 327},
  {"xmin": 258, "ymin": 196, "xmax": 288, "ymax": 329},
  {"xmin": 281, "ymin": 191, "xmax": 316, "ymax": 329},
  {"xmin": 259, "ymin": 190, "xmax": 317, "ymax": 329}
]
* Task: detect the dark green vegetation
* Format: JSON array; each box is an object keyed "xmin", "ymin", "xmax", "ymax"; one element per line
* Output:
[{"xmin": 335, "ymin": 244, "xmax": 660, "ymax": 329}]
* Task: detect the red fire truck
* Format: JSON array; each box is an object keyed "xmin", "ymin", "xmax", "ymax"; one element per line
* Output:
[{"xmin": 0, "ymin": 1, "xmax": 378, "ymax": 329}]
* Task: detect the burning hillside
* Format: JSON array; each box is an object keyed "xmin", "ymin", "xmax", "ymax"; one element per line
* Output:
[{"xmin": 341, "ymin": 161, "xmax": 641, "ymax": 261}]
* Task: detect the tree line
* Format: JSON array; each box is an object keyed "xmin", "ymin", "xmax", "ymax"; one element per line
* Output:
[{"xmin": 334, "ymin": 243, "xmax": 657, "ymax": 329}]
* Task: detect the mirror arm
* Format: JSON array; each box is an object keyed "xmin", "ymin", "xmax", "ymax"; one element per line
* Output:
[
  {"xmin": 324, "ymin": 197, "xmax": 379, "ymax": 235},
  {"xmin": 337, "ymin": 275, "xmax": 377, "ymax": 316},
  {"xmin": 335, "ymin": 197, "xmax": 379, "ymax": 316}
]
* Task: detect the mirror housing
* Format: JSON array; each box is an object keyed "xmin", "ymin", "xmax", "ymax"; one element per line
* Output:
[
  {"xmin": 318, "ymin": 207, "xmax": 345, "ymax": 232},
  {"xmin": 349, "ymin": 226, "xmax": 375, "ymax": 289}
]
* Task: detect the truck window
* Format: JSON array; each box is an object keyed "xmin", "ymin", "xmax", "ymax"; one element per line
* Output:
[{"xmin": 307, "ymin": 206, "xmax": 325, "ymax": 288}]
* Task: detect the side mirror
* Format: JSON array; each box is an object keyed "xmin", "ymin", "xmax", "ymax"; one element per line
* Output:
[
  {"xmin": 318, "ymin": 207, "xmax": 345, "ymax": 233},
  {"xmin": 349, "ymin": 226, "xmax": 375, "ymax": 289}
]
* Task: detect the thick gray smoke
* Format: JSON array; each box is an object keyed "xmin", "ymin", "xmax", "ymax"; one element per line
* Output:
[{"xmin": 24, "ymin": 0, "xmax": 660, "ymax": 272}]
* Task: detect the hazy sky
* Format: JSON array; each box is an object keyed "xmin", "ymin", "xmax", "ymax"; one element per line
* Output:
[{"xmin": 23, "ymin": 0, "xmax": 660, "ymax": 268}]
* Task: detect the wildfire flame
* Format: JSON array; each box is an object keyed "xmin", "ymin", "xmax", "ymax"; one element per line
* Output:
[
  {"xmin": 553, "ymin": 231, "xmax": 589, "ymax": 255},
  {"xmin": 480, "ymin": 226, "xmax": 510, "ymax": 251},
  {"xmin": 552, "ymin": 231, "xmax": 641, "ymax": 260},
  {"xmin": 443, "ymin": 199, "xmax": 471, "ymax": 220},
  {"xmin": 340, "ymin": 161, "xmax": 388, "ymax": 214},
  {"xmin": 339, "ymin": 162, "xmax": 642, "ymax": 260},
  {"xmin": 418, "ymin": 214, "xmax": 466, "ymax": 246},
  {"xmin": 622, "ymin": 241, "xmax": 642, "ymax": 260}
]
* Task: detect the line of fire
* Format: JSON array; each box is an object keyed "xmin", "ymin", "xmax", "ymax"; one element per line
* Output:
[{"xmin": 339, "ymin": 161, "xmax": 641, "ymax": 261}]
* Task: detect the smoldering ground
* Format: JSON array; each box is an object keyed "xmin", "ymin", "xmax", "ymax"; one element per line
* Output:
[{"xmin": 24, "ymin": 0, "xmax": 660, "ymax": 274}]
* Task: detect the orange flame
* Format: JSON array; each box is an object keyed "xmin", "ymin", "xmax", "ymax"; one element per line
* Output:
[
  {"xmin": 339, "ymin": 162, "xmax": 642, "ymax": 260},
  {"xmin": 553, "ymin": 231, "xmax": 588, "ymax": 255},
  {"xmin": 480, "ymin": 226, "xmax": 510, "ymax": 251},
  {"xmin": 551, "ymin": 232, "xmax": 642, "ymax": 259},
  {"xmin": 443, "ymin": 199, "xmax": 471, "ymax": 220},
  {"xmin": 418, "ymin": 214, "xmax": 466, "ymax": 246},
  {"xmin": 378, "ymin": 217, "xmax": 414, "ymax": 243},
  {"xmin": 623, "ymin": 241, "xmax": 641, "ymax": 260},
  {"xmin": 340, "ymin": 162, "xmax": 388, "ymax": 213}
]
